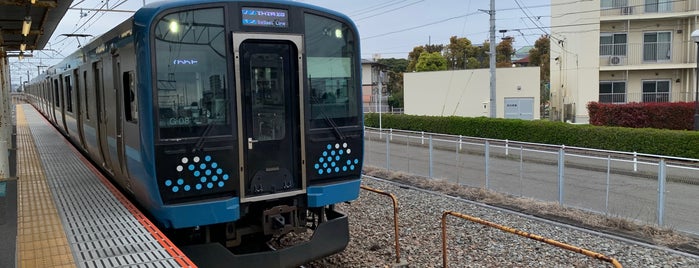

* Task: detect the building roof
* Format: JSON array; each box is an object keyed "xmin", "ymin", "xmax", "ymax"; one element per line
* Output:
[
  {"xmin": 512, "ymin": 45, "xmax": 534, "ymax": 62},
  {"xmin": 0, "ymin": 0, "xmax": 72, "ymax": 54}
]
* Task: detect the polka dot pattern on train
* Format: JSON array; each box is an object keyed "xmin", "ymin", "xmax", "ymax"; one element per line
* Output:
[
  {"xmin": 165, "ymin": 155, "xmax": 231, "ymax": 192},
  {"xmin": 313, "ymin": 143, "xmax": 359, "ymax": 175}
]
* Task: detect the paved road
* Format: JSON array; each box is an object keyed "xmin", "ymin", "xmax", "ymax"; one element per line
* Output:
[{"xmin": 364, "ymin": 131, "xmax": 699, "ymax": 234}]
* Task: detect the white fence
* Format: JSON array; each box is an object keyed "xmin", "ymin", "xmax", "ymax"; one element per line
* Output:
[{"xmin": 364, "ymin": 127, "xmax": 699, "ymax": 235}]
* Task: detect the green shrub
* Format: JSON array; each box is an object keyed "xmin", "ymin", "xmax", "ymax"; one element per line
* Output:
[{"xmin": 364, "ymin": 114, "xmax": 699, "ymax": 159}]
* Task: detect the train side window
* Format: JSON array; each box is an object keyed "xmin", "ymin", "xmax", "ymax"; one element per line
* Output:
[
  {"xmin": 53, "ymin": 79, "xmax": 60, "ymax": 107},
  {"xmin": 123, "ymin": 71, "xmax": 138, "ymax": 123},
  {"xmin": 84, "ymin": 71, "xmax": 90, "ymax": 119},
  {"xmin": 65, "ymin": 75, "xmax": 73, "ymax": 113}
]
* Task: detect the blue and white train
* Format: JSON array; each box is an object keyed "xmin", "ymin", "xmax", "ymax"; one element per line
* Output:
[{"xmin": 24, "ymin": 0, "xmax": 363, "ymax": 266}]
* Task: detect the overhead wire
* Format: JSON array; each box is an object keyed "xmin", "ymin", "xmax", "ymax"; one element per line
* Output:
[
  {"xmin": 347, "ymin": 0, "xmax": 406, "ymax": 16},
  {"xmin": 354, "ymin": 0, "xmax": 425, "ymax": 22}
]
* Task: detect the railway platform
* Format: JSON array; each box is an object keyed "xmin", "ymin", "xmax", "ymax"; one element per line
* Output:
[{"xmin": 1, "ymin": 104, "xmax": 194, "ymax": 268}]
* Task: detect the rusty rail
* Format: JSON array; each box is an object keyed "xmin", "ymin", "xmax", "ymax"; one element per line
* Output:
[
  {"xmin": 441, "ymin": 211, "xmax": 622, "ymax": 268},
  {"xmin": 360, "ymin": 185, "xmax": 402, "ymax": 264}
]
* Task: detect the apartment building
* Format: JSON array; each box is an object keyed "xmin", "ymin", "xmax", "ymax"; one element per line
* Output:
[{"xmin": 550, "ymin": 0, "xmax": 699, "ymax": 123}]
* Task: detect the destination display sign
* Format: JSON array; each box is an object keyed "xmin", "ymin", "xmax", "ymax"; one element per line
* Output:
[{"xmin": 241, "ymin": 7, "xmax": 288, "ymax": 28}]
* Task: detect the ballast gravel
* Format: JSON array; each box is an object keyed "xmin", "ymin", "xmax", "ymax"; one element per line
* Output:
[{"xmin": 305, "ymin": 177, "xmax": 699, "ymax": 267}]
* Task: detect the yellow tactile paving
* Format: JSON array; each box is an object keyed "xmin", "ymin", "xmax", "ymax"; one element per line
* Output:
[{"xmin": 15, "ymin": 105, "xmax": 76, "ymax": 268}]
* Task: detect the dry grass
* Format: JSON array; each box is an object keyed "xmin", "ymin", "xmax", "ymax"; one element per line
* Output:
[{"xmin": 362, "ymin": 165, "xmax": 698, "ymax": 251}]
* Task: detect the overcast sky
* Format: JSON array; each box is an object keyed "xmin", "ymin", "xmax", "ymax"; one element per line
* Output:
[{"xmin": 10, "ymin": 0, "xmax": 551, "ymax": 86}]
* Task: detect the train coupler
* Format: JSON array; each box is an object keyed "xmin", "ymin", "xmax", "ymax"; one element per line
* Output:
[{"xmin": 263, "ymin": 205, "xmax": 303, "ymax": 235}]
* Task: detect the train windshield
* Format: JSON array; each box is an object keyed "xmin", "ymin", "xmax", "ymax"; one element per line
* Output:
[
  {"xmin": 154, "ymin": 8, "xmax": 232, "ymax": 139},
  {"xmin": 304, "ymin": 13, "xmax": 360, "ymax": 129}
]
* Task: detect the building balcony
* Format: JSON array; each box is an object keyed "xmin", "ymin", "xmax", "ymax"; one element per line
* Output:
[
  {"xmin": 601, "ymin": 0, "xmax": 699, "ymax": 17},
  {"xmin": 599, "ymin": 91, "xmax": 695, "ymax": 103},
  {"xmin": 599, "ymin": 42, "xmax": 696, "ymax": 70}
]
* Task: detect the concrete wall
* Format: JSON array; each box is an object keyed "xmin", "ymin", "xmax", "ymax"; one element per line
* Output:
[
  {"xmin": 550, "ymin": 0, "xmax": 600, "ymax": 123},
  {"xmin": 404, "ymin": 67, "xmax": 540, "ymax": 119}
]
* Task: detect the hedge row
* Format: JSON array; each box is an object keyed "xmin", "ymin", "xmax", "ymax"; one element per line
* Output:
[
  {"xmin": 364, "ymin": 114, "xmax": 699, "ymax": 159},
  {"xmin": 588, "ymin": 102, "xmax": 695, "ymax": 130}
]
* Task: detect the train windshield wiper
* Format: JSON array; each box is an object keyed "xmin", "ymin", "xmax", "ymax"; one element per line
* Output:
[
  {"xmin": 311, "ymin": 96, "xmax": 345, "ymax": 140},
  {"xmin": 192, "ymin": 123, "xmax": 214, "ymax": 153}
]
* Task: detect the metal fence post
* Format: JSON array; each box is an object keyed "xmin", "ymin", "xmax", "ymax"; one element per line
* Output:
[
  {"xmin": 657, "ymin": 158, "xmax": 666, "ymax": 226},
  {"xmin": 558, "ymin": 146, "xmax": 565, "ymax": 205},
  {"xmin": 506, "ymin": 139, "xmax": 509, "ymax": 156},
  {"xmin": 421, "ymin": 131, "xmax": 425, "ymax": 145},
  {"xmin": 519, "ymin": 145, "xmax": 523, "ymax": 196},
  {"xmin": 390, "ymin": 128, "xmax": 393, "ymax": 141},
  {"xmin": 485, "ymin": 140, "xmax": 490, "ymax": 189},
  {"xmin": 386, "ymin": 133, "xmax": 390, "ymax": 171},
  {"xmin": 633, "ymin": 151, "xmax": 638, "ymax": 172},
  {"xmin": 429, "ymin": 135, "xmax": 433, "ymax": 178},
  {"xmin": 455, "ymin": 139, "xmax": 460, "ymax": 185},
  {"xmin": 407, "ymin": 135, "xmax": 411, "ymax": 174},
  {"xmin": 606, "ymin": 155, "xmax": 611, "ymax": 214},
  {"xmin": 458, "ymin": 135, "xmax": 462, "ymax": 151}
]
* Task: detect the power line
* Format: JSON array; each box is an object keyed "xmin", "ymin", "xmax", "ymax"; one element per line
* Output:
[
  {"xmin": 514, "ymin": 0, "xmax": 549, "ymax": 35},
  {"xmin": 355, "ymin": 0, "xmax": 425, "ymax": 22},
  {"xmin": 359, "ymin": 1, "xmax": 578, "ymax": 42},
  {"xmin": 363, "ymin": 11, "xmax": 482, "ymax": 40},
  {"xmin": 551, "ymin": 0, "xmax": 687, "ymax": 19},
  {"xmin": 347, "ymin": 0, "xmax": 406, "ymax": 16}
]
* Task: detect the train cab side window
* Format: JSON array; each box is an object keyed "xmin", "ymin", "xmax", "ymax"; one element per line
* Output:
[{"xmin": 123, "ymin": 71, "xmax": 138, "ymax": 123}]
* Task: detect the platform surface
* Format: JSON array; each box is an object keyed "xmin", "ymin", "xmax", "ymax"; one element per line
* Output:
[{"xmin": 9, "ymin": 104, "xmax": 194, "ymax": 268}]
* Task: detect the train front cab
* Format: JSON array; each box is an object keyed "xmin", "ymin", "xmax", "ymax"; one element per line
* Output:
[{"xmin": 134, "ymin": 2, "xmax": 363, "ymax": 266}]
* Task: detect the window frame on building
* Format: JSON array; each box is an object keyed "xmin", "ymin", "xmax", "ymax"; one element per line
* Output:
[
  {"xmin": 600, "ymin": 33, "xmax": 627, "ymax": 56},
  {"xmin": 642, "ymin": 31, "xmax": 672, "ymax": 62},
  {"xmin": 599, "ymin": 81, "xmax": 627, "ymax": 103},
  {"xmin": 601, "ymin": 0, "xmax": 629, "ymax": 9},
  {"xmin": 641, "ymin": 79, "xmax": 671, "ymax": 102},
  {"xmin": 645, "ymin": 0, "xmax": 672, "ymax": 13}
]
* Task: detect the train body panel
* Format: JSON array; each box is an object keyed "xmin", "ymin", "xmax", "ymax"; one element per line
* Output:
[{"xmin": 25, "ymin": 0, "xmax": 363, "ymax": 264}]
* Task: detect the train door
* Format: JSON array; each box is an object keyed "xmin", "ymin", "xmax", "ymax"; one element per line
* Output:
[
  {"xmin": 234, "ymin": 34, "xmax": 306, "ymax": 202},
  {"xmin": 109, "ymin": 51, "xmax": 128, "ymax": 185},
  {"xmin": 94, "ymin": 61, "xmax": 113, "ymax": 174},
  {"xmin": 59, "ymin": 75, "xmax": 69, "ymax": 134},
  {"xmin": 52, "ymin": 78, "xmax": 59, "ymax": 125},
  {"xmin": 116, "ymin": 44, "xmax": 138, "ymax": 192},
  {"xmin": 74, "ymin": 69, "xmax": 86, "ymax": 150}
]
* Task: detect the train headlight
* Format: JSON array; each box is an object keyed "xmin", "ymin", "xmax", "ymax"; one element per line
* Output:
[
  {"xmin": 334, "ymin": 28, "xmax": 343, "ymax": 39},
  {"xmin": 169, "ymin": 20, "xmax": 180, "ymax": 33}
]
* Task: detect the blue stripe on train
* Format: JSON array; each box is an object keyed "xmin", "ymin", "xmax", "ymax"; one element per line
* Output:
[{"xmin": 307, "ymin": 179, "xmax": 361, "ymax": 207}]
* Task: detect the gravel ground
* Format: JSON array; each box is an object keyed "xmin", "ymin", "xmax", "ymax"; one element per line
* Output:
[{"xmin": 305, "ymin": 176, "xmax": 699, "ymax": 268}]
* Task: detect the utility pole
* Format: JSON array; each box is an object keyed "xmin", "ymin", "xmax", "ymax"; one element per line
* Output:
[{"xmin": 489, "ymin": 0, "xmax": 496, "ymax": 118}]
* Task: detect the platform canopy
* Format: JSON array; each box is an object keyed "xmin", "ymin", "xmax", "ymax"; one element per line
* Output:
[{"xmin": 0, "ymin": 0, "xmax": 72, "ymax": 54}]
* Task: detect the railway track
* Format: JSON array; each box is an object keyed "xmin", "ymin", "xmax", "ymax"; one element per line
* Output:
[{"xmin": 307, "ymin": 172, "xmax": 699, "ymax": 267}]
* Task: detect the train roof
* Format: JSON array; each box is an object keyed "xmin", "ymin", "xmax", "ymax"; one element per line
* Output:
[{"xmin": 32, "ymin": 0, "xmax": 356, "ymax": 83}]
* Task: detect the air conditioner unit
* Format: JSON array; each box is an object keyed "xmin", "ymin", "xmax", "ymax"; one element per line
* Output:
[
  {"xmin": 621, "ymin": 6, "xmax": 633, "ymax": 15},
  {"xmin": 609, "ymin": 56, "xmax": 623, "ymax": 65}
]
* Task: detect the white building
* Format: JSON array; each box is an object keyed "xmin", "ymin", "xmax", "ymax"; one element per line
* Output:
[
  {"xmin": 404, "ymin": 67, "xmax": 540, "ymax": 119},
  {"xmin": 361, "ymin": 59, "xmax": 388, "ymax": 113},
  {"xmin": 551, "ymin": 0, "xmax": 699, "ymax": 123}
]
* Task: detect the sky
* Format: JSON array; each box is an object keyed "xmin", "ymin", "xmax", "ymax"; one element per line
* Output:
[{"xmin": 9, "ymin": 0, "xmax": 551, "ymax": 86}]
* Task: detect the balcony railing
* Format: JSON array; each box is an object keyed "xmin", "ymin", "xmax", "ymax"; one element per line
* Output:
[
  {"xmin": 601, "ymin": 0, "xmax": 699, "ymax": 17},
  {"xmin": 599, "ymin": 91, "xmax": 695, "ymax": 103},
  {"xmin": 599, "ymin": 41, "xmax": 695, "ymax": 67}
]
